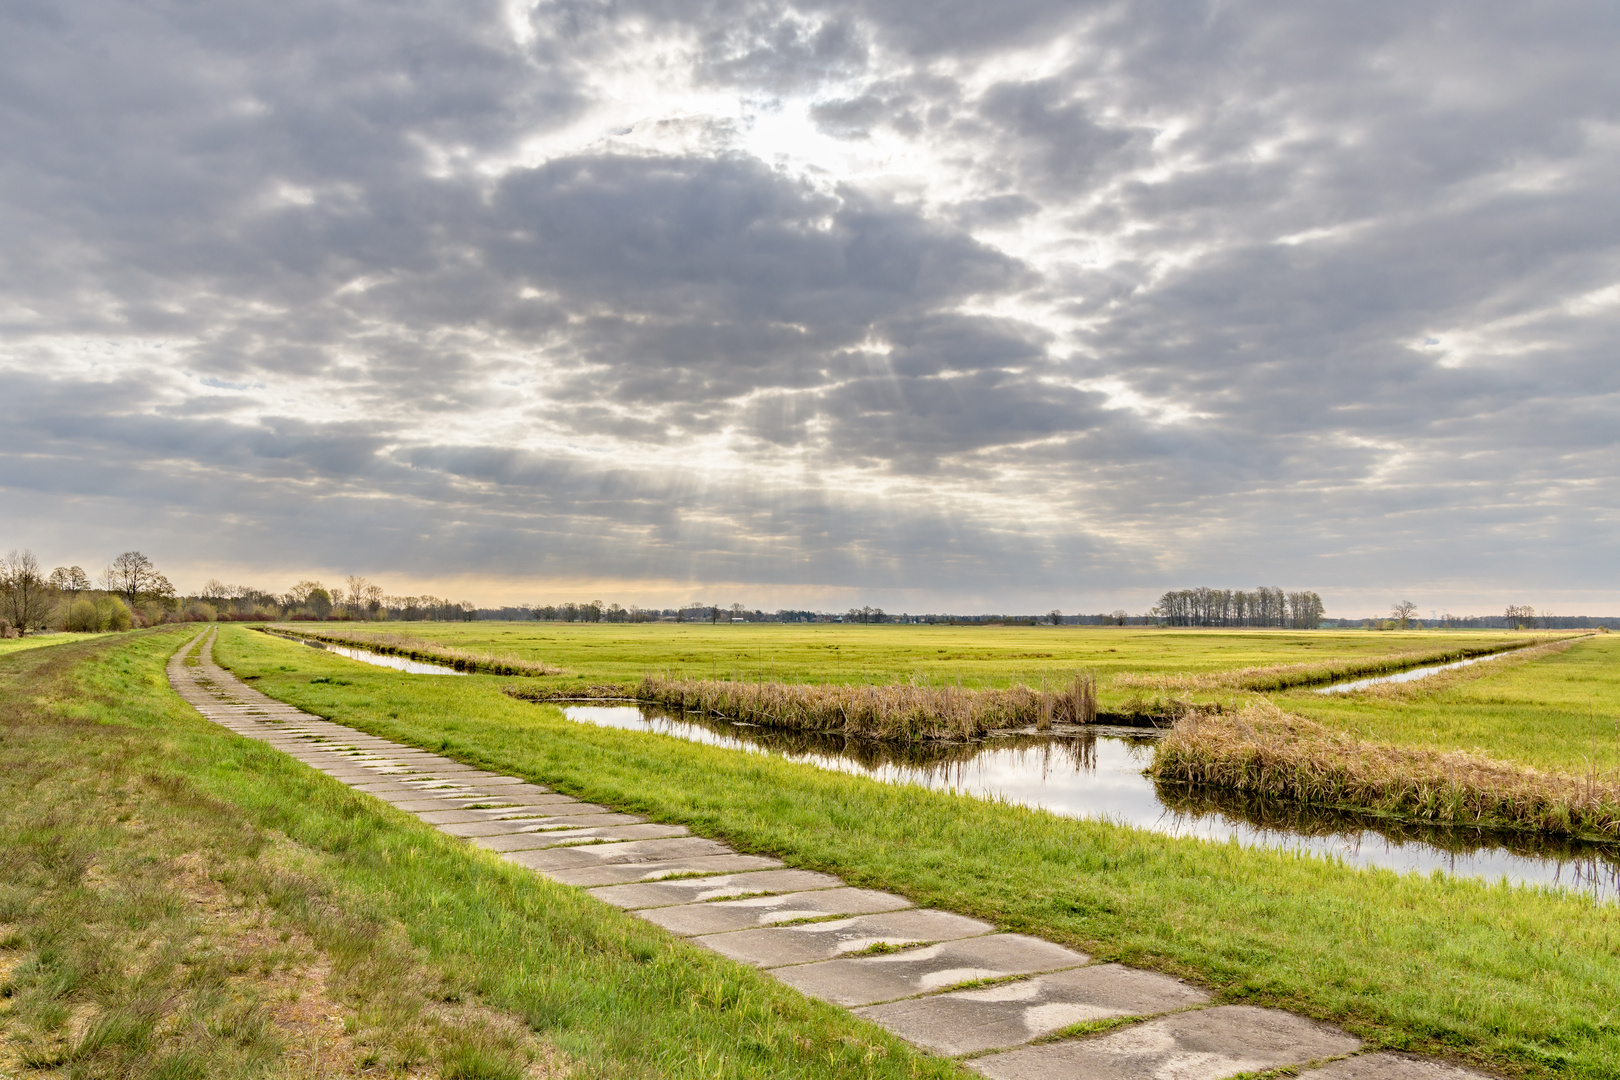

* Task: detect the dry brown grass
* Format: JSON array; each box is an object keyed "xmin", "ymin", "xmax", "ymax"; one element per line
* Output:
[
  {"xmin": 634, "ymin": 672, "xmax": 1098, "ymax": 739},
  {"xmin": 1151, "ymin": 700, "xmax": 1620, "ymax": 837},
  {"xmin": 268, "ymin": 626, "xmax": 568, "ymax": 677}
]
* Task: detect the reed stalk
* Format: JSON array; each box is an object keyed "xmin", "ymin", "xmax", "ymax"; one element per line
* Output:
[
  {"xmin": 1150, "ymin": 701, "xmax": 1620, "ymax": 838},
  {"xmin": 633, "ymin": 672, "xmax": 1099, "ymax": 740}
]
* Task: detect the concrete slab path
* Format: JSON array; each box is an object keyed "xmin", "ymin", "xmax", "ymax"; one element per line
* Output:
[{"xmin": 169, "ymin": 630, "xmax": 1496, "ymax": 1080}]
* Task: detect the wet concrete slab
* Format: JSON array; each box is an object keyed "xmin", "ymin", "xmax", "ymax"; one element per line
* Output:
[
  {"xmin": 1300, "ymin": 1053, "xmax": 1493, "ymax": 1080},
  {"xmin": 587, "ymin": 869, "xmax": 845, "ymax": 909},
  {"xmin": 971, "ymin": 1005, "xmax": 1361, "ymax": 1080},
  {"xmin": 535, "ymin": 853, "xmax": 785, "ymax": 886},
  {"xmin": 854, "ymin": 963, "xmax": 1210, "ymax": 1056},
  {"xmin": 694, "ymin": 909, "xmax": 994, "ymax": 968},
  {"xmin": 496, "ymin": 836, "xmax": 737, "ymax": 870},
  {"xmin": 436, "ymin": 813, "xmax": 642, "ymax": 834},
  {"xmin": 470, "ymin": 823, "xmax": 690, "ymax": 851},
  {"xmin": 774, "ymin": 933, "xmax": 1086, "ymax": 1007},
  {"xmin": 637, "ymin": 888, "xmax": 913, "ymax": 936}
]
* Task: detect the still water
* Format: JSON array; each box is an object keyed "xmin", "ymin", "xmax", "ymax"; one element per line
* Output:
[
  {"xmin": 1315, "ymin": 646, "xmax": 1533, "ymax": 693},
  {"xmin": 560, "ymin": 703, "xmax": 1619, "ymax": 902},
  {"xmin": 297, "ymin": 638, "xmax": 466, "ymax": 675}
]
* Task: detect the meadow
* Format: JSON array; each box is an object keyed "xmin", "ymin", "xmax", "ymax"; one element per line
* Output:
[
  {"xmin": 201, "ymin": 625, "xmax": 1620, "ymax": 1078},
  {"xmin": 1281, "ymin": 632, "xmax": 1620, "ymax": 772},
  {"xmin": 271, "ymin": 621, "xmax": 1542, "ymax": 710}
]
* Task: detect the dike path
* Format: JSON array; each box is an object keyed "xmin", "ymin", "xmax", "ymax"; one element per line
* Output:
[{"xmin": 170, "ymin": 630, "xmax": 1488, "ymax": 1080}]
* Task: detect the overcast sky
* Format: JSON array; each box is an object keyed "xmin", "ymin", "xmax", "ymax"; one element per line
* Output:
[{"xmin": 1, "ymin": 0, "xmax": 1616, "ymax": 615}]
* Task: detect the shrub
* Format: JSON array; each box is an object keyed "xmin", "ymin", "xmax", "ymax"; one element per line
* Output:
[
  {"xmin": 101, "ymin": 597, "xmax": 133, "ymax": 632},
  {"xmin": 66, "ymin": 599, "xmax": 100, "ymax": 633}
]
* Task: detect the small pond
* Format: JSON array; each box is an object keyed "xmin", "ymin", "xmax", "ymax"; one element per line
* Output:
[{"xmin": 559, "ymin": 703, "xmax": 1620, "ymax": 902}]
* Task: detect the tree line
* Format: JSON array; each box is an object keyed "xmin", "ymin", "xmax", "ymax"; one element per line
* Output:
[{"xmin": 1153, "ymin": 587, "xmax": 1326, "ymax": 628}]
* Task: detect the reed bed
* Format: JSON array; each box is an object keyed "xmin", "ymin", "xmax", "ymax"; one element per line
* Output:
[
  {"xmin": 265, "ymin": 626, "xmax": 567, "ymax": 677},
  {"xmin": 1115, "ymin": 638, "xmax": 1546, "ymax": 695},
  {"xmin": 1151, "ymin": 700, "xmax": 1620, "ymax": 838},
  {"xmin": 634, "ymin": 672, "xmax": 1098, "ymax": 740}
]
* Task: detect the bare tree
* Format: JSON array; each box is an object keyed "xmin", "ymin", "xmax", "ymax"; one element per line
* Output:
[
  {"xmin": 343, "ymin": 575, "xmax": 373, "ymax": 619},
  {"xmin": 48, "ymin": 565, "xmax": 91, "ymax": 600},
  {"xmin": 106, "ymin": 551, "xmax": 172, "ymax": 608},
  {"xmin": 1391, "ymin": 600, "xmax": 1418, "ymax": 629},
  {"xmin": 1, "ymin": 550, "xmax": 51, "ymax": 632},
  {"xmin": 1049, "ymin": 609, "xmax": 1063, "ymax": 625}
]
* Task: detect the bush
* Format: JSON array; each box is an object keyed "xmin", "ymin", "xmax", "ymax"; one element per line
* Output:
[
  {"xmin": 101, "ymin": 597, "xmax": 133, "ymax": 632},
  {"xmin": 66, "ymin": 599, "xmax": 100, "ymax": 633},
  {"xmin": 0, "ymin": 617, "xmax": 15, "ymax": 640}
]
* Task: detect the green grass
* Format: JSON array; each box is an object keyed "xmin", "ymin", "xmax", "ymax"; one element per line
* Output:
[
  {"xmin": 0, "ymin": 631, "xmax": 109, "ymax": 655},
  {"xmin": 275, "ymin": 621, "xmax": 1537, "ymax": 708},
  {"xmin": 217, "ymin": 625, "xmax": 1620, "ymax": 1080},
  {"xmin": 1281, "ymin": 634, "xmax": 1620, "ymax": 773},
  {"xmin": 0, "ymin": 629, "xmax": 962, "ymax": 1080}
]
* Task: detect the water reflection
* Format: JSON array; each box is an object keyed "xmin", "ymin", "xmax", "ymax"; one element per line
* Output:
[
  {"xmin": 1315, "ymin": 646, "xmax": 1531, "ymax": 693},
  {"xmin": 560, "ymin": 703, "xmax": 1620, "ymax": 902},
  {"xmin": 296, "ymin": 638, "xmax": 466, "ymax": 675}
]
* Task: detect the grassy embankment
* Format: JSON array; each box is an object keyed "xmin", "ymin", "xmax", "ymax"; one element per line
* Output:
[
  {"xmin": 0, "ymin": 632, "xmax": 111, "ymax": 657},
  {"xmin": 0, "ymin": 630, "xmax": 963, "ymax": 1080},
  {"xmin": 270, "ymin": 622, "xmax": 1542, "ymax": 718},
  {"xmin": 217, "ymin": 625, "xmax": 1620, "ymax": 1080}
]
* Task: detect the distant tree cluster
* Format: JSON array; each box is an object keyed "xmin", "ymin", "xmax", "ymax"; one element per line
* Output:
[{"xmin": 1154, "ymin": 587, "xmax": 1325, "ymax": 628}]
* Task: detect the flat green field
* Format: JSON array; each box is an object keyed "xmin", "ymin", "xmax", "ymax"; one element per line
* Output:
[
  {"xmin": 293, "ymin": 621, "xmax": 1536, "ymax": 701},
  {"xmin": 1282, "ymin": 633, "xmax": 1620, "ymax": 773},
  {"xmin": 0, "ymin": 631, "xmax": 108, "ymax": 656},
  {"xmin": 209, "ymin": 625, "xmax": 1620, "ymax": 1079}
]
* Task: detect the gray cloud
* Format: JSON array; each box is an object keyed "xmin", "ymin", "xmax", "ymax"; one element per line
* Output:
[{"xmin": 0, "ymin": 0, "xmax": 1615, "ymax": 612}]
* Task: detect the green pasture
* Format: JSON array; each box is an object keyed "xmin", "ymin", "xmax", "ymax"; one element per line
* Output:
[
  {"xmin": 298, "ymin": 621, "xmax": 1535, "ymax": 703},
  {"xmin": 208, "ymin": 625, "xmax": 1620, "ymax": 1079},
  {"xmin": 1282, "ymin": 633, "xmax": 1620, "ymax": 773},
  {"xmin": 0, "ymin": 631, "xmax": 110, "ymax": 656}
]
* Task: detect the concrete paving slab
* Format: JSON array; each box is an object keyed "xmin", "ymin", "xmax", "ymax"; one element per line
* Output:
[
  {"xmin": 435, "ymin": 813, "xmax": 642, "ymax": 833},
  {"xmin": 383, "ymin": 795, "xmax": 576, "ymax": 812},
  {"xmin": 638, "ymin": 888, "xmax": 912, "ymax": 936},
  {"xmin": 448, "ymin": 802, "xmax": 615, "ymax": 820},
  {"xmin": 470, "ymin": 823, "xmax": 691, "ymax": 851},
  {"xmin": 694, "ymin": 909, "xmax": 994, "ymax": 969},
  {"xmin": 971, "ymin": 1005, "xmax": 1361, "ymax": 1080},
  {"xmin": 773, "ymin": 933, "xmax": 1086, "ymax": 1007},
  {"xmin": 588, "ymin": 869, "xmax": 844, "ymax": 909},
  {"xmin": 497, "ymin": 836, "xmax": 736, "ymax": 870},
  {"xmin": 534, "ymin": 853, "xmax": 785, "ymax": 886},
  {"xmin": 1299, "ymin": 1052, "xmax": 1494, "ymax": 1080},
  {"xmin": 854, "ymin": 963, "xmax": 1209, "ymax": 1056}
]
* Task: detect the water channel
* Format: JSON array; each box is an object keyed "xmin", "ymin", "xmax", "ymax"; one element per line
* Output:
[
  {"xmin": 1313, "ymin": 645, "xmax": 1533, "ymax": 693},
  {"xmin": 289, "ymin": 632, "xmax": 1616, "ymax": 900},
  {"xmin": 294, "ymin": 637, "xmax": 467, "ymax": 675},
  {"xmin": 558, "ymin": 703, "xmax": 1620, "ymax": 903}
]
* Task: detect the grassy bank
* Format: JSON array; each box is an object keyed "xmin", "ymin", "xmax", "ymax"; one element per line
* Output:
[
  {"xmin": 265, "ymin": 625, "xmax": 567, "ymax": 676},
  {"xmin": 1279, "ymin": 633, "xmax": 1620, "ymax": 773},
  {"xmin": 216, "ymin": 625, "xmax": 1620, "ymax": 1079},
  {"xmin": 1152, "ymin": 701, "xmax": 1620, "ymax": 839},
  {"xmin": 0, "ymin": 630, "xmax": 961, "ymax": 1080}
]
